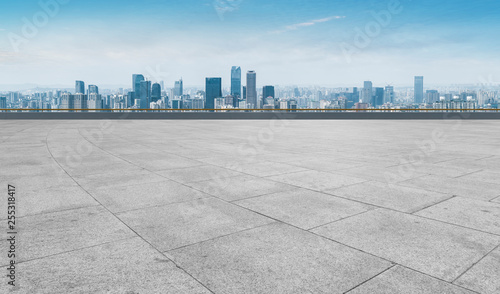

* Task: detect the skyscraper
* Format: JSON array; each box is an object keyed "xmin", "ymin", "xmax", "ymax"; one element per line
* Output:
[
  {"xmin": 0, "ymin": 96, "xmax": 7, "ymax": 110},
  {"xmin": 231, "ymin": 66, "xmax": 241, "ymax": 106},
  {"xmin": 132, "ymin": 74, "xmax": 145, "ymax": 92},
  {"xmin": 242, "ymin": 86, "xmax": 247, "ymax": 101},
  {"xmin": 246, "ymin": 71, "xmax": 257, "ymax": 108},
  {"xmin": 384, "ymin": 86, "xmax": 394, "ymax": 104},
  {"xmin": 174, "ymin": 79, "xmax": 183, "ymax": 97},
  {"xmin": 262, "ymin": 85, "xmax": 275, "ymax": 106},
  {"xmin": 362, "ymin": 81, "xmax": 372, "ymax": 104},
  {"xmin": 88, "ymin": 85, "xmax": 99, "ymax": 95},
  {"xmin": 262, "ymin": 86, "xmax": 275, "ymax": 99},
  {"xmin": 88, "ymin": 94, "xmax": 102, "ymax": 111},
  {"xmin": 414, "ymin": 76, "xmax": 424, "ymax": 104},
  {"xmin": 373, "ymin": 88, "xmax": 384, "ymax": 107},
  {"xmin": 75, "ymin": 81, "xmax": 85, "ymax": 94},
  {"xmin": 74, "ymin": 94, "xmax": 88, "ymax": 111},
  {"xmin": 152, "ymin": 83, "xmax": 161, "ymax": 102},
  {"xmin": 139, "ymin": 80, "xmax": 151, "ymax": 109},
  {"xmin": 60, "ymin": 94, "xmax": 75, "ymax": 111},
  {"xmin": 132, "ymin": 74, "xmax": 145, "ymax": 100},
  {"xmin": 205, "ymin": 78, "xmax": 222, "ymax": 109}
]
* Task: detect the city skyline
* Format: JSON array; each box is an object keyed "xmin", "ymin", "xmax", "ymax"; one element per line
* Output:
[
  {"xmin": 1, "ymin": 0, "xmax": 499, "ymax": 87},
  {"xmin": 2, "ymin": 69, "xmax": 497, "ymax": 112}
]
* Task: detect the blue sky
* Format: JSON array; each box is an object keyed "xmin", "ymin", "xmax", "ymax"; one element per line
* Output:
[{"xmin": 1, "ymin": 0, "xmax": 499, "ymax": 88}]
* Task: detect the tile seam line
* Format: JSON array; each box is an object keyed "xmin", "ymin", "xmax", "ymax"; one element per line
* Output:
[
  {"xmin": 165, "ymin": 222, "xmax": 277, "ymax": 253},
  {"xmin": 451, "ymin": 243, "xmax": 500, "ymax": 284},
  {"xmin": 46, "ymin": 126, "xmax": 216, "ymax": 294},
  {"xmin": 342, "ymin": 264, "xmax": 397, "ymax": 294},
  {"xmin": 409, "ymin": 195, "xmax": 457, "ymax": 214},
  {"xmin": 453, "ymin": 169, "xmax": 485, "ymax": 179},
  {"xmin": 0, "ymin": 236, "xmax": 138, "ymax": 267},
  {"xmin": 395, "ymin": 264, "xmax": 482, "ymax": 294},
  {"xmin": 250, "ymin": 175, "xmax": 500, "ymax": 237},
  {"xmin": 227, "ymin": 200, "xmax": 398, "ymax": 265},
  {"xmin": 3, "ymin": 203, "xmax": 101, "ymax": 221},
  {"xmin": 306, "ymin": 208, "xmax": 377, "ymax": 232},
  {"xmin": 113, "ymin": 195, "xmax": 213, "ymax": 215},
  {"xmin": 317, "ymin": 190, "xmax": 500, "ymax": 237}
]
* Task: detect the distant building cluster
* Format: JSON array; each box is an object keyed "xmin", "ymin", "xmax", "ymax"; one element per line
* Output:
[{"xmin": 1, "ymin": 70, "xmax": 499, "ymax": 112}]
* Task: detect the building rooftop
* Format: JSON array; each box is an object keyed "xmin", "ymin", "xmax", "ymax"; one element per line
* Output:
[{"xmin": 2, "ymin": 119, "xmax": 500, "ymax": 293}]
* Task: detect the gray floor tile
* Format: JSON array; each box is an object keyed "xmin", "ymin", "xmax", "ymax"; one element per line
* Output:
[
  {"xmin": 267, "ymin": 170, "xmax": 367, "ymax": 192},
  {"xmin": 312, "ymin": 209, "xmax": 500, "ymax": 281},
  {"xmin": 0, "ymin": 186, "xmax": 98, "ymax": 219},
  {"xmin": 234, "ymin": 161, "xmax": 308, "ymax": 177},
  {"xmin": 89, "ymin": 180, "xmax": 212, "ymax": 213},
  {"xmin": 0, "ymin": 206, "xmax": 135, "ymax": 264},
  {"xmin": 169, "ymin": 223, "xmax": 392, "ymax": 294},
  {"xmin": 73, "ymin": 169, "xmax": 166, "ymax": 190},
  {"xmin": 416, "ymin": 196, "xmax": 500, "ymax": 235},
  {"xmin": 157, "ymin": 165, "xmax": 244, "ymax": 184},
  {"xmin": 400, "ymin": 175, "xmax": 500, "ymax": 201},
  {"xmin": 118, "ymin": 197, "xmax": 274, "ymax": 251},
  {"xmin": 455, "ymin": 246, "xmax": 500, "ymax": 294},
  {"xmin": 235, "ymin": 188, "xmax": 374, "ymax": 229},
  {"xmin": 327, "ymin": 181, "xmax": 451, "ymax": 213},
  {"xmin": 0, "ymin": 238, "xmax": 212, "ymax": 294},
  {"xmin": 187, "ymin": 174, "xmax": 296, "ymax": 201},
  {"xmin": 347, "ymin": 266, "xmax": 475, "ymax": 294}
]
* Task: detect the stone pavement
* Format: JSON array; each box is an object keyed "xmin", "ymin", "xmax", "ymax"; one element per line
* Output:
[{"xmin": 1, "ymin": 120, "xmax": 500, "ymax": 293}]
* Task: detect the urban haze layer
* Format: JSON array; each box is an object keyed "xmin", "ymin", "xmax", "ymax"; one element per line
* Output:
[{"xmin": 1, "ymin": 69, "xmax": 499, "ymax": 112}]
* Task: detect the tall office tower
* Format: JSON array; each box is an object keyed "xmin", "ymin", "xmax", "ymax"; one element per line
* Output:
[
  {"xmin": 126, "ymin": 91, "xmax": 135, "ymax": 108},
  {"xmin": 362, "ymin": 81, "xmax": 373, "ymax": 103},
  {"xmin": 132, "ymin": 74, "xmax": 145, "ymax": 96},
  {"xmin": 231, "ymin": 66, "xmax": 242, "ymax": 106},
  {"xmin": 60, "ymin": 94, "xmax": 75, "ymax": 111},
  {"xmin": 242, "ymin": 86, "xmax": 247, "ymax": 101},
  {"xmin": 384, "ymin": 86, "xmax": 394, "ymax": 104},
  {"xmin": 160, "ymin": 81, "xmax": 165, "ymax": 91},
  {"xmin": 373, "ymin": 88, "xmax": 384, "ymax": 107},
  {"xmin": 0, "ymin": 96, "xmax": 7, "ymax": 110},
  {"xmin": 75, "ymin": 81, "xmax": 85, "ymax": 94},
  {"xmin": 151, "ymin": 83, "xmax": 161, "ymax": 102},
  {"xmin": 88, "ymin": 85, "xmax": 99, "ymax": 95},
  {"xmin": 262, "ymin": 85, "xmax": 275, "ymax": 105},
  {"xmin": 414, "ymin": 76, "xmax": 424, "ymax": 104},
  {"xmin": 74, "ymin": 94, "xmax": 88, "ymax": 111},
  {"xmin": 246, "ymin": 71, "xmax": 257, "ymax": 108},
  {"xmin": 174, "ymin": 79, "xmax": 183, "ymax": 97},
  {"xmin": 205, "ymin": 78, "xmax": 222, "ymax": 109},
  {"xmin": 88, "ymin": 94, "xmax": 102, "ymax": 111},
  {"xmin": 139, "ymin": 80, "xmax": 152, "ymax": 109},
  {"xmin": 426, "ymin": 90, "xmax": 440, "ymax": 104},
  {"xmin": 262, "ymin": 86, "xmax": 275, "ymax": 99}
]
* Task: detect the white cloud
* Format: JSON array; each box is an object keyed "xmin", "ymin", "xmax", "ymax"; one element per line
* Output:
[{"xmin": 270, "ymin": 15, "xmax": 345, "ymax": 34}]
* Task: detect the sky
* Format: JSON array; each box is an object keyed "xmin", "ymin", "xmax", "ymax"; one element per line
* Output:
[{"xmin": 0, "ymin": 0, "xmax": 499, "ymax": 89}]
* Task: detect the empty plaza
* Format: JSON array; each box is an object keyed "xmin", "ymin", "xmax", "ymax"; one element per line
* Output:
[{"xmin": 1, "ymin": 119, "xmax": 500, "ymax": 293}]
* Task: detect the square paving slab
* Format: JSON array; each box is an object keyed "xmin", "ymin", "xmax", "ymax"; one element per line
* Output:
[
  {"xmin": 118, "ymin": 197, "xmax": 275, "ymax": 251},
  {"xmin": 347, "ymin": 266, "xmax": 475, "ymax": 294},
  {"xmin": 454, "ymin": 246, "xmax": 500, "ymax": 294},
  {"xmin": 235, "ymin": 188, "xmax": 375, "ymax": 230},
  {"xmin": 311, "ymin": 209, "xmax": 500, "ymax": 282},
  {"xmin": 415, "ymin": 196, "xmax": 500, "ymax": 235},
  {"xmin": 0, "ymin": 238, "xmax": 212, "ymax": 294},
  {"xmin": 168, "ymin": 223, "xmax": 392, "ymax": 294},
  {"xmin": 327, "ymin": 181, "xmax": 451, "ymax": 213}
]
